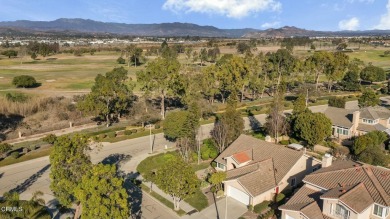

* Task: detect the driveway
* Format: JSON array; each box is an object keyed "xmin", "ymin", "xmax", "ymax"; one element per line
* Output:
[{"xmin": 182, "ymin": 197, "xmax": 247, "ymax": 219}]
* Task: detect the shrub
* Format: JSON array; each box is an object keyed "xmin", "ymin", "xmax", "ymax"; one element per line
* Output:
[
  {"xmin": 124, "ymin": 130, "xmax": 132, "ymax": 135},
  {"xmin": 276, "ymin": 193, "xmax": 286, "ymax": 204},
  {"xmin": 11, "ymin": 152, "xmax": 20, "ymax": 159},
  {"xmin": 280, "ymin": 140, "xmax": 289, "ymax": 145},
  {"xmin": 0, "ymin": 143, "xmax": 12, "ymax": 155},
  {"xmin": 211, "ymin": 162, "xmax": 217, "ymax": 168},
  {"xmin": 107, "ymin": 132, "xmax": 116, "ymax": 138},
  {"xmin": 5, "ymin": 92, "xmax": 29, "ymax": 102},
  {"xmin": 30, "ymin": 145, "xmax": 38, "ymax": 151},
  {"xmin": 42, "ymin": 134, "xmax": 57, "ymax": 144},
  {"xmin": 155, "ymin": 124, "xmax": 161, "ymax": 129},
  {"xmin": 132, "ymin": 129, "xmax": 138, "ymax": 134},
  {"xmin": 216, "ymin": 190, "xmax": 224, "ymax": 197},
  {"xmin": 328, "ymin": 96, "xmax": 346, "ymax": 108},
  {"xmin": 254, "ymin": 201, "xmax": 271, "ymax": 214},
  {"xmin": 248, "ymin": 205, "xmax": 254, "ymax": 212},
  {"xmin": 117, "ymin": 57, "xmax": 126, "ymax": 64},
  {"xmin": 12, "ymin": 75, "xmax": 37, "ymax": 88}
]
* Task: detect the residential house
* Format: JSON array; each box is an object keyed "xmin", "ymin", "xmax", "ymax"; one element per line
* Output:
[
  {"xmin": 280, "ymin": 157, "xmax": 390, "ymax": 219},
  {"xmin": 324, "ymin": 106, "xmax": 390, "ymax": 139},
  {"xmin": 214, "ymin": 134, "xmax": 321, "ymax": 206}
]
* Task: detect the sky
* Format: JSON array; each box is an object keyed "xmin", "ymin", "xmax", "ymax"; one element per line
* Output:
[{"xmin": 0, "ymin": 0, "xmax": 389, "ymax": 30}]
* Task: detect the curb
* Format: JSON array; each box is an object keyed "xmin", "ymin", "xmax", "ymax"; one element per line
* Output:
[{"xmin": 141, "ymin": 188, "xmax": 181, "ymax": 219}]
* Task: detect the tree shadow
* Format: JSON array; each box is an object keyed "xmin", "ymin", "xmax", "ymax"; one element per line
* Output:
[
  {"xmin": 122, "ymin": 171, "xmax": 143, "ymax": 219},
  {"xmin": 9, "ymin": 164, "xmax": 50, "ymax": 194},
  {"xmin": 248, "ymin": 113, "xmax": 261, "ymax": 131},
  {"xmin": 100, "ymin": 153, "xmax": 131, "ymax": 169},
  {"xmin": 0, "ymin": 113, "xmax": 24, "ymax": 138}
]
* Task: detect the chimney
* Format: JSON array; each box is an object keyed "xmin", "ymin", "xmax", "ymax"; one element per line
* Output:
[
  {"xmin": 351, "ymin": 111, "xmax": 360, "ymax": 135},
  {"xmin": 322, "ymin": 153, "xmax": 333, "ymax": 168}
]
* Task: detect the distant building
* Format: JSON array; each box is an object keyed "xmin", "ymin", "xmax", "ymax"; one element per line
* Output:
[{"xmin": 324, "ymin": 106, "xmax": 390, "ymax": 139}]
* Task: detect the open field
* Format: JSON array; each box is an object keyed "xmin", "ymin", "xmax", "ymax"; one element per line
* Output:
[
  {"xmin": 0, "ymin": 45, "xmax": 389, "ymax": 98},
  {"xmin": 0, "ymin": 51, "xmax": 143, "ymax": 95}
]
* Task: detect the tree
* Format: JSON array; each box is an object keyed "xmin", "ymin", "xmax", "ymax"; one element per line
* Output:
[
  {"xmin": 336, "ymin": 43, "xmax": 348, "ymax": 51},
  {"xmin": 358, "ymin": 145, "xmax": 390, "ymax": 166},
  {"xmin": 358, "ymin": 89, "xmax": 380, "ymax": 108},
  {"xmin": 292, "ymin": 94, "xmax": 307, "ymax": 115},
  {"xmin": 294, "ymin": 111, "xmax": 332, "ymax": 147},
  {"xmin": 12, "ymin": 75, "xmax": 37, "ymax": 88},
  {"xmin": 199, "ymin": 48, "xmax": 208, "ymax": 65},
  {"xmin": 211, "ymin": 120, "xmax": 229, "ymax": 153},
  {"xmin": 340, "ymin": 71, "xmax": 361, "ymax": 91},
  {"xmin": 360, "ymin": 65, "xmax": 386, "ymax": 83},
  {"xmin": 236, "ymin": 42, "xmax": 251, "ymax": 54},
  {"xmin": 1, "ymin": 50, "xmax": 18, "ymax": 58},
  {"xmin": 208, "ymin": 172, "xmax": 226, "ymax": 192},
  {"xmin": 305, "ymin": 51, "xmax": 332, "ymax": 91},
  {"xmin": 74, "ymin": 164, "xmax": 129, "ymax": 219},
  {"xmin": 78, "ymin": 67, "xmax": 133, "ymax": 126},
  {"xmin": 0, "ymin": 143, "xmax": 12, "ymax": 157},
  {"xmin": 265, "ymin": 92, "xmax": 289, "ymax": 143},
  {"xmin": 49, "ymin": 134, "xmax": 91, "ymax": 207},
  {"xmin": 31, "ymin": 52, "xmax": 37, "ymax": 60},
  {"xmin": 328, "ymin": 97, "xmax": 346, "ymax": 108},
  {"xmin": 324, "ymin": 52, "xmax": 349, "ymax": 92},
  {"xmin": 211, "ymin": 95, "xmax": 244, "ymax": 151},
  {"xmin": 352, "ymin": 131, "xmax": 389, "ymax": 166},
  {"xmin": 266, "ymin": 49, "xmax": 296, "ymax": 92},
  {"xmin": 155, "ymin": 157, "xmax": 199, "ymax": 211},
  {"xmin": 125, "ymin": 45, "xmax": 143, "ymax": 67},
  {"xmin": 163, "ymin": 111, "xmax": 189, "ymax": 140},
  {"xmin": 136, "ymin": 56, "xmax": 181, "ymax": 119}
]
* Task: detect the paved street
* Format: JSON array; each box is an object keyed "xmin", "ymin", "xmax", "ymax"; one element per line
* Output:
[{"xmin": 0, "ymin": 104, "xmax": 328, "ymax": 218}]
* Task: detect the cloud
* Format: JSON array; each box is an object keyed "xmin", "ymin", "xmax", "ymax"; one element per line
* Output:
[
  {"xmin": 261, "ymin": 21, "xmax": 280, "ymax": 28},
  {"xmin": 374, "ymin": 0, "xmax": 390, "ymax": 29},
  {"xmin": 162, "ymin": 0, "xmax": 282, "ymax": 19},
  {"xmin": 338, "ymin": 17, "xmax": 360, "ymax": 30}
]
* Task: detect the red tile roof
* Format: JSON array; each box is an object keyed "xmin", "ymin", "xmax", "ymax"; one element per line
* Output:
[{"xmin": 232, "ymin": 151, "xmax": 251, "ymax": 164}]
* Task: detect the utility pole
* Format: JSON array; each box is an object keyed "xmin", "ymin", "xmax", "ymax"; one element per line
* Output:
[
  {"xmin": 305, "ymin": 89, "xmax": 309, "ymax": 107},
  {"xmin": 198, "ymin": 126, "xmax": 202, "ymax": 165}
]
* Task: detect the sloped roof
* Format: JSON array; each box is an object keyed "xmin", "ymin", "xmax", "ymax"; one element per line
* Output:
[
  {"xmin": 323, "ymin": 107, "xmax": 354, "ymax": 128},
  {"xmin": 226, "ymin": 159, "xmax": 277, "ymax": 197},
  {"xmin": 359, "ymin": 106, "xmax": 390, "ymax": 120},
  {"xmin": 232, "ymin": 150, "xmax": 251, "ymax": 164},
  {"xmin": 357, "ymin": 123, "xmax": 388, "ymax": 132},
  {"xmin": 215, "ymin": 134, "xmax": 304, "ymax": 183},
  {"xmin": 321, "ymin": 183, "xmax": 374, "ymax": 213},
  {"xmin": 279, "ymin": 185, "xmax": 322, "ymax": 211},
  {"xmin": 303, "ymin": 160, "xmax": 390, "ymax": 206}
]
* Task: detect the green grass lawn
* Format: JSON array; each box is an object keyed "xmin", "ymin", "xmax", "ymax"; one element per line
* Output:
[
  {"xmin": 184, "ymin": 189, "xmax": 209, "ymax": 211},
  {"xmin": 140, "ymin": 184, "xmax": 187, "ymax": 216},
  {"xmin": 0, "ymin": 147, "xmax": 51, "ymax": 167}
]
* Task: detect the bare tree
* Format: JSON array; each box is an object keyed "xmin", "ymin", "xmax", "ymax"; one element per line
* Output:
[
  {"xmin": 265, "ymin": 93, "xmax": 289, "ymax": 143},
  {"xmin": 211, "ymin": 121, "xmax": 229, "ymax": 153}
]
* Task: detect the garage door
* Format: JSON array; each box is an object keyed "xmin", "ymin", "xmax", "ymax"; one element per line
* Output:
[
  {"xmin": 227, "ymin": 186, "xmax": 250, "ymax": 205},
  {"xmin": 286, "ymin": 214, "xmax": 296, "ymax": 219}
]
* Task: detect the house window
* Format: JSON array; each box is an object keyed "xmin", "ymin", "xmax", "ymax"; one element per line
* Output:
[
  {"xmin": 217, "ymin": 163, "xmax": 225, "ymax": 170},
  {"xmin": 374, "ymin": 204, "xmax": 389, "ymax": 218},
  {"xmin": 291, "ymin": 178, "xmax": 296, "ymax": 187},
  {"xmin": 336, "ymin": 128, "xmax": 349, "ymax": 135},
  {"xmin": 363, "ymin": 119, "xmax": 374, "ymax": 124},
  {"xmin": 335, "ymin": 204, "xmax": 350, "ymax": 219},
  {"xmin": 343, "ymin": 129, "xmax": 349, "ymax": 135}
]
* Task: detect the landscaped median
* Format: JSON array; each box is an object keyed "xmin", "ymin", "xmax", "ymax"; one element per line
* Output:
[{"xmin": 137, "ymin": 151, "xmax": 210, "ymax": 213}]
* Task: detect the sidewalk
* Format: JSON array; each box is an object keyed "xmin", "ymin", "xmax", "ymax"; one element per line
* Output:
[{"xmin": 141, "ymin": 181, "xmax": 196, "ymax": 213}]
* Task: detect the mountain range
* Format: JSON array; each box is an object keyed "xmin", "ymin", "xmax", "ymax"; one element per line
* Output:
[{"xmin": 0, "ymin": 18, "xmax": 389, "ymax": 38}]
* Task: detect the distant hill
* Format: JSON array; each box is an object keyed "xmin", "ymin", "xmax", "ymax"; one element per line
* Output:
[
  {"xmin": 0, "ymin": 18, "xmax": 256, "ymax": 38},
  {"xmin": 0, "ymin": 19, "xmax": 389, "ymax": 38},
  {"xmin": 244, "ymin": 26, "xmax": 390, "ymax": 38}
]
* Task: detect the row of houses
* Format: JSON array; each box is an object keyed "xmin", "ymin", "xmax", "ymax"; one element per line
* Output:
[
  {"xmin": 213, "ymin": 104, "xmax": 390, "ymax": 218},
  {"xmin": 214, "ymin": 134, "xmax": 389, "ymax": 219}
]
